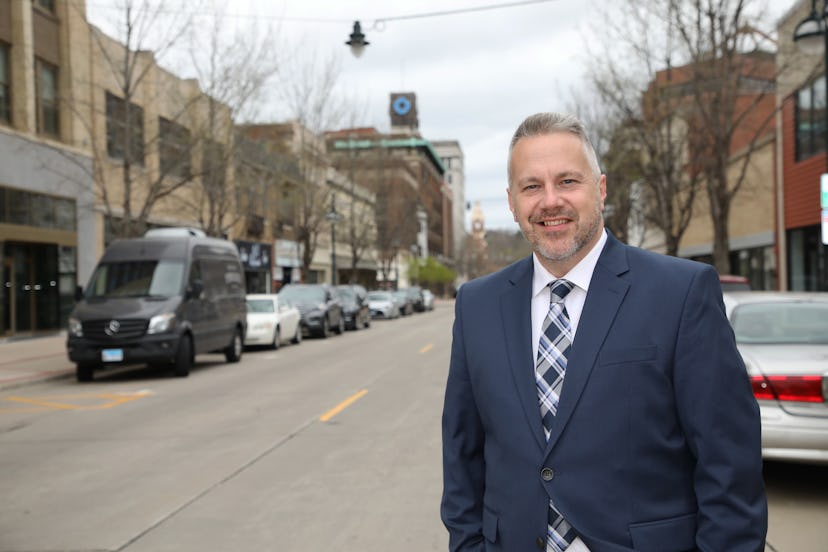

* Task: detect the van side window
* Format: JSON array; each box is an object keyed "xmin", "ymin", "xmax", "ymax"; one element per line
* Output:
[
  {"xmin": 188, "ymin": 261, "xmax": 202, "ymax": 286},
  {"xmin": 223, "ymin": 260, "xmax": 244, "ymax": 296}
]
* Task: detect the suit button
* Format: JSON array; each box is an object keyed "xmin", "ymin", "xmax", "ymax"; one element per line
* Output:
[
  {"xmin": 536, "ymin": 536, "xmax": 546, "ymax": 549},
  {"xmin": 541, "ymin": 467, "xmax": 554, "ymax": 481}
]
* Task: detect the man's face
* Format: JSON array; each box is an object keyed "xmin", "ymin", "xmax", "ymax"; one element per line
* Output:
[{"xmin": 507, "ymin": 132, "xmax": 606, "ymax": 276}]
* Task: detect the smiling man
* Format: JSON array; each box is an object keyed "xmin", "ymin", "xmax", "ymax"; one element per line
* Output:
[{"xmin": 441, "ymin": 112, "xmax": 767, "ymax": 551}]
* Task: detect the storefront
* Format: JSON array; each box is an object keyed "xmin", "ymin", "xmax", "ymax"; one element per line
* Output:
[
  {"xmin": 236, "ymin": 240, "xmax": 272, "ymax": 294},
  {"xmin": 273, "ymin": 239, "xmax": 302, "ymax": 290},
  {"xmin": 0, "ymin": 131, "xmax": 95, "ymax": 337}
]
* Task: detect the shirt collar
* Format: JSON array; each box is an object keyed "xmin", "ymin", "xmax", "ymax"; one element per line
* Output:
[{"xmin": 532, "ymin": 229, "xmax": 608, "ymax": 298}]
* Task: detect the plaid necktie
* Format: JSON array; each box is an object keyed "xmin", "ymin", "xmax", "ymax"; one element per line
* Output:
[{"xmin": 536, "ymin": 279, "xmax": 577, "ymax": 551}]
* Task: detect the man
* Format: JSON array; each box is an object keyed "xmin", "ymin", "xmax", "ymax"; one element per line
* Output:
[{"xmin": 441, "ymin": 112, "xmax": 767, "ymax": 551}]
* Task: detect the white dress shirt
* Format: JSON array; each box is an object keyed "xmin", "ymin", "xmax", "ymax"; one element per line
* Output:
[
  {"xmin": 530, "ymin": 229, "xmax": 607, "ymax": 552},
  {"xmin": 531, "ymin": 230, "xmax": 607, "ymax": 360}
]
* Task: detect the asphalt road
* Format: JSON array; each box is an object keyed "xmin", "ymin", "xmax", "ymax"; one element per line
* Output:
[{"xmin": 0, "ymin": 301, "xmax": 825, "ymax": 551}]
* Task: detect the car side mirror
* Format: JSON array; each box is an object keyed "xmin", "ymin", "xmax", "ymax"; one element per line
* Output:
[{"xmin": 74, "ymin": 285, "xmax": 84, "ymax": 301}]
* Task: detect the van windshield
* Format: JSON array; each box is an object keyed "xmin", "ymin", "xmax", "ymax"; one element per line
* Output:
[{"xmin": 86, "ymin": 260, "xmax": 185, "ymax": 298}]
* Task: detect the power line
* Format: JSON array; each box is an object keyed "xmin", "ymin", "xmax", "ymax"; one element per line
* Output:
[{"xmin": 87, "ymin": 0, "xmax": 561, "ymax": 26}]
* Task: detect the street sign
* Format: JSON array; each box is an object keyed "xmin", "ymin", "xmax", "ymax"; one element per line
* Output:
[{"xmin": 822, "ymin": 173, "xmax": 828, "ymax": 209}]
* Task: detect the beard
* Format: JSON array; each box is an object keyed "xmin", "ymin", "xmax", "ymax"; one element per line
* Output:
[{"xmin": 521, "ymin": 202, "xmax": 604, "ymax": 265}]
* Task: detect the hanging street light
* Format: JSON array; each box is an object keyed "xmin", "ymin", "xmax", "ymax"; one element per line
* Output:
[{"xmin": 346, "ymin": 21, "xmax": 370, "ymax": 58}]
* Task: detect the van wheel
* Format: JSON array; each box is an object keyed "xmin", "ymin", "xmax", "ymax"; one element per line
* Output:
[
  {"xmin": 291, "ymin": 325, "xmax": 302, "ymax": 345},
  {"xmin": 76, "ymin": 363, "xmax": 95, "ymax": 382},
  {"xmin": 173, "ymin": 334, "xmax": 193, "ymax": 378},
  {"xmin": 271, "ymin": 327, "xmax": 281, "ymax": 350},
  {"xmin": 225, "ymin": 328, "xmax": 243, "ymax": 362}
]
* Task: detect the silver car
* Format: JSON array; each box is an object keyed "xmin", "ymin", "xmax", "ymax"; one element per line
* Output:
[
  {"xmin": 367, "ymin": 290, "xmax": 400, "ymax": 319},
  {"xmin": 723, "ymin": 291, "xmax": 828, "ymax": 465}
]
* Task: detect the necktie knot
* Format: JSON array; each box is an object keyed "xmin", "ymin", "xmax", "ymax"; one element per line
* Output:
[{"xmin": 549, "ymin": 279, "xmax": 574, "ymax": 304}]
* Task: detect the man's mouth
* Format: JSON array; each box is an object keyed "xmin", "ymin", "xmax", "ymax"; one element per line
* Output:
[{"xmin": 540, "ymin": 219, "xmax": 568, "ymax": 227}]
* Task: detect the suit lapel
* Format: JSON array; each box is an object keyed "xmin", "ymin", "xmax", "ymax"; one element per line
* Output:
[
  {"xmin": 500, "ymin": 257, "xmax": 547, "ymax": 451},
  {"xmin": 545, "ymin": 234, "xmax": 630, "ymax": 454}
]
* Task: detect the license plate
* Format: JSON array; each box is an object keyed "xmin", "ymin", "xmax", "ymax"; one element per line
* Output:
[{"xmin": 101, "ymin": 349, "xmax": 124, "ymax": 362}]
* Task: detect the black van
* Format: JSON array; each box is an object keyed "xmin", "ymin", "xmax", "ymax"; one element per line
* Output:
[{"xmin": 67, "ymin": 228, "xmax": 247, "ymax": 381}]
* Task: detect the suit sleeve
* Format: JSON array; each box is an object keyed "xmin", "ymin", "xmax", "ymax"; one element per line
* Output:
[
  {"xmin": 673, "ymin": 265, "xmax": 768, "ymax": 551},
  {"xmin": 441, "ymin": 287, "xmax": 486, "ymax": 552}
]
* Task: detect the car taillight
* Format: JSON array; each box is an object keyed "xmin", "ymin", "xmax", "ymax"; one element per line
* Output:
[{"xmin": 750, "ymin": 375, "xmax": 824, "ymax": 403}]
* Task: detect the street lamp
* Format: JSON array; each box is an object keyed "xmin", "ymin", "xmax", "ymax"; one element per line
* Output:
[
  {"xmin": 346, "ymin": 21, "xmax": 370, "ymax": 58},
  {"xmin": 326, "ymin": 195, "xmax": 344, "ymax": 285},
  {"xmin": 794, "ymin": 0, "xmax": 828, "ymax": 172}
]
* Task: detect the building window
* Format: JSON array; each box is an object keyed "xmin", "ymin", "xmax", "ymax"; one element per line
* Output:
[
  {"xmin": 0, "ymin": 43, "xmax": 10, "ymax": 124},
  {"xmin": 36, "ymin": 59, "xmax": 59, "ymax": 136},
  {"xmin": 796, "ymin": 75, "xmax": 827, "ymax": 161},
  {"xmin": 106, "ymin": 91, "xmax": 145, "ymax": 164},
  {"xmin": 0, "ymin": 186, "xmax": 76, "ymax": 231},
  {"xmin": 159, "ymin": 116, "xmax": 191, "ymax": 179}
]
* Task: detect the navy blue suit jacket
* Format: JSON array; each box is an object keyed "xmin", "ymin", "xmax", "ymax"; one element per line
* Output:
[{"xmin": 441, "ymin": 233, "xmax": 767, "ymax": 551}]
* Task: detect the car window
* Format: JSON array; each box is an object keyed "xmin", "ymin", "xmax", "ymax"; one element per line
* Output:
[
  {"xmin": 247, "ymin": 299, "xmax": 275, "ymax": 313},
  {"xmin": 732, "ymin": 302, "xmax": 828, "ymax": 344},
  {"xmin": 279, "ymin": 286, "xmax": 325, "ymax": 303}
]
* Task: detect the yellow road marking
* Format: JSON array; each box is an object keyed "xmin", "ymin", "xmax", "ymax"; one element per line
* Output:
[
  {"xmin": 320, "ymin": 389, "xmax": 368, "ymax": 422},
  {"xmin": 419, "ymin": 343, "xmax": 433, "ymax": 354},
  {"xmin": 2, "ymin": 390, "xmax": 152, "ymax": 412}
]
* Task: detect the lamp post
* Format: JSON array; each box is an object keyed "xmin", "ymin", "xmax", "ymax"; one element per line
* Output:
[
  {"xmin": 326, "ymin": 195, "xmax": 344, "ymax": 285},
  {"xmin": 794, "ymin": 0, "xmax": 828, "ymax": 172}
]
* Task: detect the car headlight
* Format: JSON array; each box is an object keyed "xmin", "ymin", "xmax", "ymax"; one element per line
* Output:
[
  {"xmin": 147, "ymin": 313, "xmax": 176, "ymax": 334},
  {"xmin": 253, "ymin": 321, "xmax": 273, "ymax": 331},
  {"xmin": 68, "ymin": 316, "xmax": 83, "ymax": 337}
]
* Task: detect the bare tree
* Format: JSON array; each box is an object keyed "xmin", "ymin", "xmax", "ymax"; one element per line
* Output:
[
  {"xmin": 61, "ymin": 0, "xmax": 205, "ymax": 239},
  {"xmin": 585, "ymin": 0, "xmax": 700, "ymax": 255},
  {"xmin": 58, "ymin": 1, "xmax": 279, "ymax": 241},
  {"xmin": 175, "ymin": 5, "xmax": 280, "ymax": 237},
  {"xmin": 586, "ymin": 0, "xmax": 782, "ymax": 266},
  {"xmin": 670, "ymin": 0, "xmax": 778, "ymax": 271},
  {"xmin": 275, "ymin": 46, "xmax": 352, "ymax": 280}
]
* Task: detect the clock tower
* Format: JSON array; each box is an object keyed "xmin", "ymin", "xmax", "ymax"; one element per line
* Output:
[{"xmin": 389, "ymin": 92, "xmax": 419, "ymax": 135}]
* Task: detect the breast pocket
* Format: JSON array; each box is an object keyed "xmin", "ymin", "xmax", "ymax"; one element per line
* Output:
[{"xmin": 598, "ymin": 346, "xmax": 658, "ymax": 366}]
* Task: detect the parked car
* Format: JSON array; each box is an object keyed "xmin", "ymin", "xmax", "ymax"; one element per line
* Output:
[
  {"xmin": 367, "ymin": 290, "xmax": 400, "ymax": 319},
  {"xmin": 278, "ymin": 283, "xmax": 344, "ymax": 338},
  {"xmin": 422, "ymin": 289, "xmax": 435, "ymax": 311},
  {"xmin": 392, "ymin": 289, "xmax": 414, "ymax": 316},
  {"xmin": 720, "ymin": 274, "xmax": 751, "ymax": 291},
  {"xmin": 404, "ymin": 286, "xmax": 426, "ymax": 312},
  {"xmin": 66, "ymin": 228, "xmax": 247, "ymax": 381},
  {"xmin": 723, "ymin": 291, "xmax": 828, "ymax": 465},
  {"xmin": 336, "ymin": 284, "xmax": 371, "ymax": 330},
  {"xmin": 245, "ymin": 294, "xmax": 302, "ymax": 349}
]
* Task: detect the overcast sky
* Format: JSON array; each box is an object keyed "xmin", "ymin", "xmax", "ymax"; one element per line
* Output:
[{"xmin": 87, "ymin": 0, "xmax": 798, "ymax": 232}]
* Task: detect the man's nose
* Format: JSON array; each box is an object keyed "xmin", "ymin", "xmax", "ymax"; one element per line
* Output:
[{"xmin": 540, "ymin": 183, "xmax": 564, "ymax": 207}]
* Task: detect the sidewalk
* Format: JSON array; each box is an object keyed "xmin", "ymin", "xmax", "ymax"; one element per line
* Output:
[{"xmin": 0, "ymin": 332, "xmax": 74, "ymax": 391}]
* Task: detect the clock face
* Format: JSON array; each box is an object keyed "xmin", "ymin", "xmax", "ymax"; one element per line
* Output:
[{"xmin": 392, "ymin": 96, "xmax": 412, "ymax": 116}]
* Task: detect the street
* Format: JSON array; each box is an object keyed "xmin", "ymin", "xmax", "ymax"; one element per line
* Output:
[{"xmin": 0, "ymin": 302, "xmax": 826, "ymax": 551}]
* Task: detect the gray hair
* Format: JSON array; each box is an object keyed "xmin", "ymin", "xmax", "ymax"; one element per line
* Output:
[{"xmin": 507, "ymin": 112, "xmax": 602, "ymax": 185}]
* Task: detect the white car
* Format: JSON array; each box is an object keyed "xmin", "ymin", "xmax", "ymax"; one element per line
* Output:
[
  {"xmin": 367, "ymin": 290, "xmax": 400, "ymax": 319},
  {"xmin": 245, "ymin": 294, "xmax": 302, "ymax": 349},
  {"xmin": 723, "ymin": 291, "xmax": 828, "ymax": 465}
]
